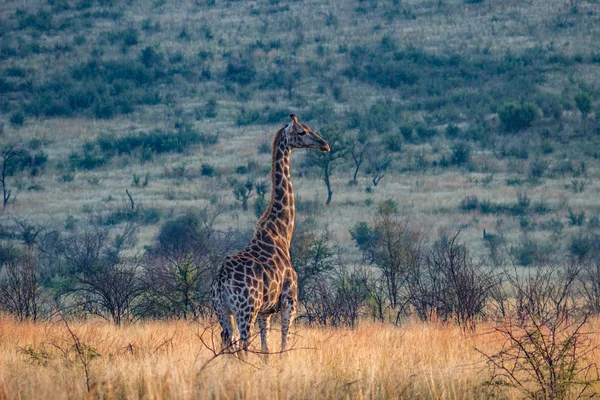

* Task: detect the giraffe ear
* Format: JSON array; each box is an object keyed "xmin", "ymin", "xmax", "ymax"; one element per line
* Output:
[{"xmin": 290, "ymin": 114, "xmax": 299, "ymax": 124}]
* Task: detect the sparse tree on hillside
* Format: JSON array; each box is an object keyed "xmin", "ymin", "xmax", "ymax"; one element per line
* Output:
[
  {"xmin": 307, "ymin": 126, "xmax": 349, "ymax": 205},
  {"xmin": 366, "ymin": 144, "xmax": 391, "ymax": 187},
  {"xmin": 1, "ymin": 145, "xmax": 25, "ymax": 210},
  {"xmin": 349, "ymin": 133, "xmax": 371, "ymax": 183},
  {"xmin": 232, "ymin": 178, "xmax": 254, "ymax": 211}
]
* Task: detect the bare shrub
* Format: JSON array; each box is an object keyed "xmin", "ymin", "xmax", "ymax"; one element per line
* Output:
[
  {"xmin": 0, "ymin": 244, "xmax": 42, "ymax": 320},
  {"xmin": 0, "ymin": 219, "xmax": 55, "ymax": 320},
  {"xmin": 575, "ymin": 234, "xmax": 600, "ymax": 315},
  {"xmin": 479, "ymin": 262, "xmax": 600, "ymax": 399},
  {"xmin": 370, "ymin": 203, "xmax": 422, "ymax": 319},
  {"xmin": 303, "ymin": 264, "xmax": 368, "ymax": 328},
  {"xmin": 61, "ymin": 223, "xmax": 144, "ymax": 324},
  {"xmin": 407, "ymin": 229, "xmax": 498, "ymax": 329}
]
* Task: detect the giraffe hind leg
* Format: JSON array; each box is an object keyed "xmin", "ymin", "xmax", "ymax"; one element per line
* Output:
[
  {"xmin": 234, "ymin": 304, "xmax": 258, "ymax": 359},
  {"xmin": 213, "ymin": 283, "xmax": 236, "ymax": 351},
  {"xmin": 218, "ymin": 313, "xmax": 236, "ymax": 351}
]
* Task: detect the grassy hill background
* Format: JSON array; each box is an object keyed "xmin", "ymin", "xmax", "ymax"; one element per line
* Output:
[{"xmin": 1, "ymin": 0, "xmax": 600, "ymax": 260}]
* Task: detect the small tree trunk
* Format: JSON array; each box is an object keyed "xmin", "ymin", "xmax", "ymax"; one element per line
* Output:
[{"xmin": 324, "ymin": 162, "xmax": 333, "ymax": 205}]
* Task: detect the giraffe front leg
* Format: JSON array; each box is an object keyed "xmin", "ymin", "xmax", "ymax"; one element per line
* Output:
[
  {"xmin": 280, "ymin": 295, "xmax": 297, "ymax": 353},
  {"xmin": 257, "ymin": 314, "xmax": 271, "ymax": 353}
]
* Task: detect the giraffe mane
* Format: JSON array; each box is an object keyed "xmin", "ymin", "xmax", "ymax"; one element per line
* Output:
[{"xmin": 256, "ymin": 126, "xmax": 285, "ymax": 226}]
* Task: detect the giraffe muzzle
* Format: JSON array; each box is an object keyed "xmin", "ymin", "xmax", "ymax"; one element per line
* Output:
[{"xmin": 319, "ymin": 142, "xmax": 331, "ymax": 152}]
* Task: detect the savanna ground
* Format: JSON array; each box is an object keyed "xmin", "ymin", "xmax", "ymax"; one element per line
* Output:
[{"xmin": 3, "ymin": 316, "xmax": 599, "ymax": 400}]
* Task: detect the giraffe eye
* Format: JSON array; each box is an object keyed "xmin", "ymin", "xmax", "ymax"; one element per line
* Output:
[{"xmin": 299, "ymin": 130, "xmax": 307, "ymax": 135}]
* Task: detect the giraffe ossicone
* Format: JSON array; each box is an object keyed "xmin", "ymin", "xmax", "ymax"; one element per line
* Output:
[{"xmin": 212, "ymin": 114, "xmax": 330, "ymax": 355}]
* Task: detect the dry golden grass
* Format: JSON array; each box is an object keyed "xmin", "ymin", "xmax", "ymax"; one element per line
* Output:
[{"xmin": 1, "ymin": 316, "xmax": 599, "ymax": 399}]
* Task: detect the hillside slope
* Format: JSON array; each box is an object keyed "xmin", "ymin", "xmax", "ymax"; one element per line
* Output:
[{"xmin": 1, "ymin": 0, "xmax": 599, "ymax": 257}]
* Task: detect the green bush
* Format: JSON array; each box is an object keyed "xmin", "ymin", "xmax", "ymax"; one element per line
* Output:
[
  {"xmin": 415, "ymin": 124, "xmax": 438, "ymax": 141},
  {"xmin": 450, "ymin": 142, "xmax": 471, "ymax": 166},
  {"xmin": 528, "ymin": 158, "xmax": 549, "ymax": 181},
  {"xmin": 384, "ymin": 133, "xmax": 403, "ymax": 153},
  {"xmin": 16, "ymin": 9, "xmax": 53, "ymax": 31},
  {"xmin": 236, "ymin": 108, "xmax": 260, "ymax": 126},
  {"xmin": 104, "ymin": 206, "xmax": 160, "ymax": 226},
  {"xmin": 445, "ymin": 124, "xmax": 461, "ymax": 138},
  {"xmin": 574, "ymin": 91, "xmax": 593, "ymax": 115},
  {"xmin": 498, "ymin": 102, "xmax": 539, "ymax": 132},
  {"xmin": 97, "ymin": 126, "xmax": 217, "ymax": 159},
  {"xmin": 139, "ymin": 46, "xmax": 163, "ymax": 68},
  {"xmin": 350, "ymin": 221, "xmax": 377, "ymax": 258},
  {"xmin": 346, "ymin": 101, "xmax": 403, "ymax": 134},
  {"xmin": 69, "ymin": 150, "xmax": 106, "ymax": 170},
  {"xmin": 512, "ymin": 240, "xmax": 539, "ymax": 266},
  {"xmin": 201, "ymin": 164, "xmax": 214, "ymax": 177},
  {"xmin": 156, "ymin": 212, "xmax": 204, "ymax": 254},
  {"xmin": 568, "ymin": 233, "xmax": 592, "ymax": 261},
  {"xmin": 224, "ymin": 56, "xmax": 256, "ymax": 85},
  {"xmin": 459, "ymin": 195, "xmax": 479, "ymax": 212},
  {"xmin": 400, "ymin": 125, "xmax": 414, "ymax": 142},
  {"xmin": 568, "ymin": 207, "xmax": 585, "ymax": 226},
  {"xmin": 122, "ymin": 27, "xmax": 140, "ymax": 47},
  {"xmin": 9, "ymin": 111, "xmax": 25, "ymax": 127}
]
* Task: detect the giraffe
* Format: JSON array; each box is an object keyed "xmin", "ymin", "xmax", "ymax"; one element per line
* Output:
[{"xmin": 212, "ymin": 114, "xmax": 330, "ymax": 356}]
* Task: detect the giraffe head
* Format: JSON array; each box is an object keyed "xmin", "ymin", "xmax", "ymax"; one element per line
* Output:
[{"xmin": 284, "ymin": 114, "xmax": 330, "ymax": 152}]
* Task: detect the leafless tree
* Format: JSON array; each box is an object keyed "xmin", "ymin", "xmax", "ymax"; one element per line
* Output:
[
  {"xmin": 61, "ymin": 223, "xmax": 144, "ymax": 325},
  {"xmin": 0, "ymin": 244, "xmax": 41, "ymax": 320},
  {"xmin": 574, "ymin": 235, "xmax": 600, "ymax": 315},
  {"xmin": 307, "ymin": 125, "xmax": 349, "ymax": 205},
  {"xmin": 370, "ymin": 203, "xmax": 422, "ymax": 317},
  {"xmin": 407, "ymin": 229, "xmax": 499, "ymax": 329},
  {"xmin": 579, "ymin": 259, "xmax": 600, "ymax": 315},
  {"xmin": 303, "ymin": 265, "xmax": 368, "ymax": 328},
  {"xmin": 366, "ymin": 145, "xmax": 391, "ymax": 187},
  {"xmin": 349, "ymin": 134, "xmax": 371, "ymax": 183},
  {"xmin": 0, "ymin": 218, "xmax": 55, "ymax": 321},
  {"xmin": 1, "ymin": 145, "xmax": 25, "ymax": 210},
  {"xmin": 359, "ymin": 268, "xmax": 387, "ymax": 323}
]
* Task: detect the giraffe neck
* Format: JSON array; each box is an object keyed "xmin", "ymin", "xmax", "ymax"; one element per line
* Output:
[{"xmin": 257, "ymin": 128, "xmax": 295, "ymax": 248}]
